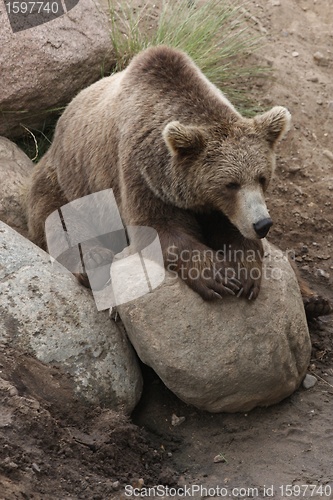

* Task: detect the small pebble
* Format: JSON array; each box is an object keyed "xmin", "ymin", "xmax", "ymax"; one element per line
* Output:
[
  {"xmin": 313, "ymin": 51, "xmax": 324, "ymax": 60},
  {"xmin": 32, "ymin": 463, "xmax": 41, "ymax": 473},
  {"xmin": 313, "ymin": 51, "xmax": 329, "ymax": 66},
  {"xmin": 303, "ymin": 374, "xmax": 317, "ymax": 390},
  {"xmin": 323, "ymin": 150, "xmax": 333, "ymax": 163},
  {"xmin": 307, "ymin": 75, "xmax": 319, "ymax": 83},
  {"xmin": 171, "ymin": 413, "xmax": 185, "ymax": 426},
  {"xmin": 9, "ymin": 387, "xmax": 18, "ymax": 397},
  {"xmin": 112, "ymin": 481, "xmax": 120, "ymax": 490},
  {"xmin": 271, "ymin": 0, "xmax": 281, "ymax": 5},
  {"xmin": 316, "ymin": 269, "xmax": 330, "ymax": 280},
  {"xmin": 132, "ymin": 478, "xmax": 144, "ymax": 489},
  {"xmin": 289, "ymin": 165, "xmax": 301, "ymax": 174},
  {"xmin": 92, "ymin": 346, "xmax": 104, "ymax": 358},
  {"xmin": 289, "ymin": 165, "xmax": 301, "ymax": 173},
  {"xmin": 292, "ymin": 51, "xmax": 299, "ymax": 57},
  {"xmin": 4, "ymin": 458, "xmax": 18, "ymax": 469},
  {"xmin": 214, "ymin": 453, "xmax": 227, "ymax": 463},
  {"xmin": 177, "ymin": 475, "xmax": 186, "ymax": 488}
]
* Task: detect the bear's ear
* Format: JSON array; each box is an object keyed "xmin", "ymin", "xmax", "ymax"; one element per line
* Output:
[
  {"xmin": 254, "ymin": 106, "xmax": 291, "ymax": 146},
  {"xmin": 163, "ymin": 121, "xmax": 207, "ymax": 156}
]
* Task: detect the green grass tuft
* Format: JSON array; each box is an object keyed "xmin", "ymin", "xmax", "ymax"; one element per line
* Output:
[{"xmin": 109, "ymin": 0, "xmax": 267, "ymax": 108}]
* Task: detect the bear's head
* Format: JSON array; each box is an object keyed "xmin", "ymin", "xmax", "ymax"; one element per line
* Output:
[{"xmin": 163, "ymin": 106, "xmax": 291, "ymax": 240}]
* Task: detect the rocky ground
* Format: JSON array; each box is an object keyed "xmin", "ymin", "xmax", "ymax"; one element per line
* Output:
[{"xmin": 1, "ymin": 0, "xmax": 333, "ymax": 498}]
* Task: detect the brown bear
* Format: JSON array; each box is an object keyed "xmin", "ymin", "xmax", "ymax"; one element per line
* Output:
[{"xmin": 25, "ymin": 45, "xmax": 330, "ymax": 317}]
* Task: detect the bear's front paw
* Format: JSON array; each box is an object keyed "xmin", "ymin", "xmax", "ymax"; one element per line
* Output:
[{"xmin": 187, "ymin": 264, "xmax": 242, "ymax": 301}]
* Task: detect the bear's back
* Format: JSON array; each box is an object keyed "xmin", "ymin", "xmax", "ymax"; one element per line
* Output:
[{"xmin": 119, "ymin": 46, "xmax": 240, "ymax": 126}]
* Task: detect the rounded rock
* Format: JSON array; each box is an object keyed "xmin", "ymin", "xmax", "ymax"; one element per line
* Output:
[
  {"xmin": 0, "ymin": 221, "xmax": 142, "ymax": 413},
  {"xmin": 118, "ymin": 242, "xmax": 311, "ymax": 413}
]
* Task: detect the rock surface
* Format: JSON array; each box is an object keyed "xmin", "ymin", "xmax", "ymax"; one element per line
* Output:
[
  {"xmin": 0, "ymin": 221, "xmax": 142, "ymax": 413},
  {"xmin": 118, "ymin": 242, "xmax": 311, "ymax": 413},
  {"xmin": 0, "ymin": 0, "xmax": 114, "ymax": 138},
  {"xmin": 0, "ymin": 137, "xmax": 33, "ymax": 236}
]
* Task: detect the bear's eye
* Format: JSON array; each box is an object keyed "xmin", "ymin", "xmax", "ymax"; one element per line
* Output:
[
  {"xmin": 226, "ymin": 182, "xmax": 240, "ymax": 190},
  {"xmin": 259, "ymin": 175, "xmax": 267, "ymax": 187}
]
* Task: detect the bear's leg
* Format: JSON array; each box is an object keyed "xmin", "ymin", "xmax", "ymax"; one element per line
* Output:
[
  {"xmin": 72, "ymin": 219, "xmax": 241, "ymax": 300},
  {"xmin": 289, "ymin": 259, "xmax": 332, "ymax": 319},
  {"xmin": 156, "ymin": 224, "xmax": 243, "ymax": 301},
  {"xmin": 26, "ymin": 161, "xmax": 68, "ymax": 250},
  {"xmin": 197, "ymin": 211, "xmax": 264, "ymax": 300},
  {"xmin": 26, "ymin": 163, "xmax": 116, "ymax": 291}
]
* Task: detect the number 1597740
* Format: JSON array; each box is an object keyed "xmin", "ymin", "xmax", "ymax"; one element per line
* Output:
[{"xmin": 5, "ymin": 2, "xmax": 60, "ymax": 14}]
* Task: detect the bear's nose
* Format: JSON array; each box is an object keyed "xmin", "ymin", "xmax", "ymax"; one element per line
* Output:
[{"xmin": 253, "ymin": 218, "xmax": 273, "ymax": 238}]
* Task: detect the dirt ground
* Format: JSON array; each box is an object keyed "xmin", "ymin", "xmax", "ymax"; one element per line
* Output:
[{"xmin": 1, "ymin": 0, "xmax": 333, "ymax": 498}]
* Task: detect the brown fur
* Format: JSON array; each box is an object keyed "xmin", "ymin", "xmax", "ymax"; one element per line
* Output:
[{"xmin": 25, "ymin": 46, "xmax": 331, "ymax": 314}]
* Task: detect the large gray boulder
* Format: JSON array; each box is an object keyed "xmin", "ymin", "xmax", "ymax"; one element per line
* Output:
[
  {"xmin": 117, "ymin": 242, "xmax": 311, "ymax": 412},
  {"xmin": 0, "ymin": 222, "xmax": 142, "ymax": 413},
  {"xmin": 0, "ymin": 0, "xmax": 114, "ymax": 138},
  {"xmin": 0, "ymin": 137, "xmax": 33, "ymax": 237}
]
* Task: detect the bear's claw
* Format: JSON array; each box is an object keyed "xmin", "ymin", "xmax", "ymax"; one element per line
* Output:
[
  {"xmin": 229, "ymin": 277, "xmax": 242, "ymax": 288},
  {"xmin": 303, "ymin": 295, "xmax": 332, "ymax": 319}
]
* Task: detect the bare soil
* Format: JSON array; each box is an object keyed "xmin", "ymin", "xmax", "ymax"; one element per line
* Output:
[{"xmin": 1, "ymin": 0, "xmax": 333, "ymax": 498}]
